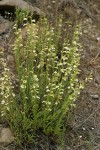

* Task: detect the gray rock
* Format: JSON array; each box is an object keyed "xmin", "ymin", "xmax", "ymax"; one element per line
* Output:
[
  {"xmin": 0, "ymin": 0, "xmax": 44, "ymax": 16},
  {"xmin": 0, "ymin": 15, "xmax": 10, "ymax": 34},
  {"xmin": 0, "ymin": 128, "xmax": 14, "ymax": 146},
  {"xmin": 0, "ymin": 15, "xmax": 6, "ymax": 22}
]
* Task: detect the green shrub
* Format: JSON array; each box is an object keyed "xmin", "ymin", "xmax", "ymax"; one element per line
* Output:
[{"xmin": 0, "ymin": 16, "xmax": 83, "ymax": 144}]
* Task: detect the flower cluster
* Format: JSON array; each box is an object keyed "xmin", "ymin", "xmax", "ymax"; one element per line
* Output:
[{"xmin": 0, "ymin": 51, "xmax": 15, "ymax": 117}]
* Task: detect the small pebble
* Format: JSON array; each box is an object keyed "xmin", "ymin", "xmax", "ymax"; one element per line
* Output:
[
  {"xmin": 90, "ymin": 94, "xmax": 99, "ymax": 99},
  {"xmin": 96, "ymin": 37, "xmax": 100, "ymax": 41}
]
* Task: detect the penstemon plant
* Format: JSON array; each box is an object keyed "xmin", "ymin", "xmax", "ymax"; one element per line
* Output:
[{"xmin": 0, "ymin": 14, "xmax": 84, "ymax": 144}]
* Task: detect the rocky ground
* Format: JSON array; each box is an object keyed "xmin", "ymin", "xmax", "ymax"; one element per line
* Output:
[{"xmin": 0, "ymin": 0, "xmax": 100, "ymax": 150}]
